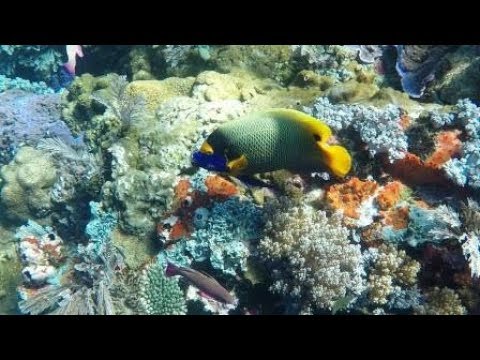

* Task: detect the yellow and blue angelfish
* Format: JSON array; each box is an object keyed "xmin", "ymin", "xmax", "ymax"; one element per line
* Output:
[{"xmin": 192, "ymin": 108, "xmax": 352, "ymax": 178}]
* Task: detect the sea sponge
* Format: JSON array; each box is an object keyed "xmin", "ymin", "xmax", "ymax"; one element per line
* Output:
[
  {"xmin": 383, "ymin": 152, "xmax": 449, "ymax": 186},
  {"xmin": 425, "ymin": 130, "xmax": 463, "ymax": 167},
  {"xmin": 205, "ymin": 175, "xmax": 238, "ymax": 198}
]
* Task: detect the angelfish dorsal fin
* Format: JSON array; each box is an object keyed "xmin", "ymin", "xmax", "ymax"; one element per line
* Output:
[{"xmin": 266, "ymin": 108, "xmax": 333, "ymax": 143}]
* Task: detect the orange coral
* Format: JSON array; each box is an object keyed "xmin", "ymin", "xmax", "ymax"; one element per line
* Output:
[
  {"xmin": 174, "ymin": 179, "xmax": 192, "ymax": 201},
  {"xmin": 169, "ymin": 221, "xmax": 190, "ymax": 241},
  {"xmin": 381, "ymin": 206, "xmax": 409, "ymax": 230},
  {"xmin": 376, "ymin": 181, "xmax": 405, "ymax": 210},
  {"xmin": 326, "ymin": 177, "xmax": 378, "ymax": 218},
  {"xmin": 399, "ymin": 114, "xmax": 412, "ymax": 130},
  {"xmin": 205, "ymin": 175, "xmax": 238, "ymax": 198},
  {"xmin": 425, "ymin": 130, "xmax": 462, "ymax": 168},
  {"xmin": 384, "ymin": 130, "xmax": 462, "ymax": 186},
  {"xmin": 383, "ymin": 152, "xmax": 448, "ymax": 186}
]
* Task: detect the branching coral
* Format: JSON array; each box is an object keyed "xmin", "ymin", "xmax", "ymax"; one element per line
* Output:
[
  {"xmin": 309, "ymin": 97, "xmax": 408, "ymax": 163},
  {"xmin": 442, "ymin": 99, "xmax": 480, "ymax": 189},
  {"xmin": 366, "ymin": 244, "xmax": 420, "ymax": 306},
  {"xmin": 415, "ymin": 287, "xmax": 466, "ymax": 315},
  {"xmin": 258, "ymin": 197, "xmax": 365, "ymax": 313},
  {"xmin": 138, "ymin": 259, "xmax": 186, "ymax": 315},
  {"xmin": 164, "ymin": 196, "xmax": 263, "ymax": 276}
]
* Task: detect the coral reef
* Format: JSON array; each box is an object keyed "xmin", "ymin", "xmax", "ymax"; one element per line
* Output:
[
  {"xmin": 258, "ymin": 197, "xmax": 365, "ymax": 313},
  {"xmin": 0, "ymin": 90, "xmax": 74, "ymax": 164},
  {"xmin": 309, "ymin": 97, "xmax": 408, "ymax": 163},
  {"xmin": 0, "ymin": 147, "xmax": 58, "ymax": 223},
  {"xmin": 0, "ymin": 45, "xmax": 63, "ymax": 83},
  {"xmin": 366, "ymin": 244, "xmax": 420, "ymax": 306},
  {"xmin": 138, "ymin": 258, "xmax": 186, "ymax": 315},
  {"xmin": 415, "ymin": 287, "xmax": 466, "ymax": 315}
]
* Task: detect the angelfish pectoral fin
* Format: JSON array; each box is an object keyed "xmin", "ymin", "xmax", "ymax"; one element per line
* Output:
[
  {"xmin": 227, "ymin": 155, "xmax": 248, "ymax": 174},
  {"xmin": 200, "ymin": 141, "xmax": 214, "ymax": 155},
  {"xmin": 317, "ymin": 142, "xmax": 352, "ymax": 178}
]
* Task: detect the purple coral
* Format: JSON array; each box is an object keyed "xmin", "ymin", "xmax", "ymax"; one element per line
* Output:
[{"xmin": 0, "ymin": 90, "xmax": 76, "ymax": 164}]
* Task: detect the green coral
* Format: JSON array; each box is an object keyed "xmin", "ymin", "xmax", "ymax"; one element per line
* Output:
[
  {"xmin": 0, "ymin": 147, "xmax": 57, "ymax": 223},
  {"xmin": 139, "ymin": 260, "xmax": 186, "ymax": 315},
  {"xmin": 61, "ymin": 73, "xmax": 122, "ymax": 151}
]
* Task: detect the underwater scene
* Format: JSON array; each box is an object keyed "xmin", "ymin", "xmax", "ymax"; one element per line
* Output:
[{"xmin": 0, "ymin": 45, "xmax": 479, "ymax": 315}]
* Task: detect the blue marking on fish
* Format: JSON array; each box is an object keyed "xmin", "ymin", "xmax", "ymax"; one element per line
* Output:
[{"xmin": 192, "ymin": 151, "xmax": 228, "ymax": 172}]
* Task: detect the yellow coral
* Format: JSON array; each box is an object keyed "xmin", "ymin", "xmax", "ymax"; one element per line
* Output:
[
  {"xmin": 367, "ymin": 244, "xmax": 420, "ymax": 305},
  {"xmin": 127, "ymin": 77, "xmax": 195, "ymax": 112},
  {"xmin": 416, "ymin": 287, "xmax": 466, "ymax": 315}
]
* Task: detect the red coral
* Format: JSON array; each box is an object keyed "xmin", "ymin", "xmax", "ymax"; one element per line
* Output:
[{"xmin": 383, "ymin": 152, "xmax": 448, "ymax": 186}]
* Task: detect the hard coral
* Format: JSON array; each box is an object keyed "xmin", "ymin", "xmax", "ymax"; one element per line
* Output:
[
  {"xmin": 139, "ymin": 259, "xmax": 186, "ymax": 315},
  {"xmin": 367, "ymin": 244, "xmax": 420, "ymax": 305},
  {"xmin": 416, "ymin": 287, "xmax": 466, "ymax": 315},
  {"xmin": 259, "ymin": 197, "xmax": 365, "ymax": 312}
]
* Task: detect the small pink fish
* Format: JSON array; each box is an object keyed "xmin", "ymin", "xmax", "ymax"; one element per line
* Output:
[
  {"xmin": 64, "ymin": 45, "xmax": 84, "ymax": 75},
  {"xmin": 166, "ymin": 262, "xmax": 236, "ymax": 305}
]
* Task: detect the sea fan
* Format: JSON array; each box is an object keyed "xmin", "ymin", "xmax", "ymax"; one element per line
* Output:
[
  {"xmin": 18, "ymin": 286, "xmax": 71, "ymax": 315},
  {"xmin": 92, "ymin": 75, "xmax": 146, "ymax": 126}
]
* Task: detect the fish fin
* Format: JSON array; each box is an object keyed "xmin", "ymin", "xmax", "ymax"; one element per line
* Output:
[
  {"xmin": 317, "ymin": 143, "xmax": 352, "ymax": 178},
  {"xmin": 200, "ymin": 141, "xmax": 214, "ymax": 155},
  {"xmin": 227, "ymin": 155, "xmax": 248, "ymax": 175},
  {"xmin": 267, "ymin": 108, "xmax": 333, "ymax": 142}
]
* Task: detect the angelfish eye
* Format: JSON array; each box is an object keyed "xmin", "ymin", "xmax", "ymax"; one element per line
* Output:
[{"xmin": 313, "ymin": 134, "xmax": 321, "ymax": 142}]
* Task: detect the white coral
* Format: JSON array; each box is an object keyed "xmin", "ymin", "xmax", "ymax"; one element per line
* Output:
[{"xmin": 259, "ymin": 198, "xmax": 365, "ymax": 311}]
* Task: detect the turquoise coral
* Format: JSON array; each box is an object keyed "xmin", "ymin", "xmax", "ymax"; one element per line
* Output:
[
  {"xmin": 138, "ymin": 257, "xmax": 186, "ymax": 315},
  {"xmin": 165, "ymin": 197, "xmax": 263, "ymax": 276}
]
